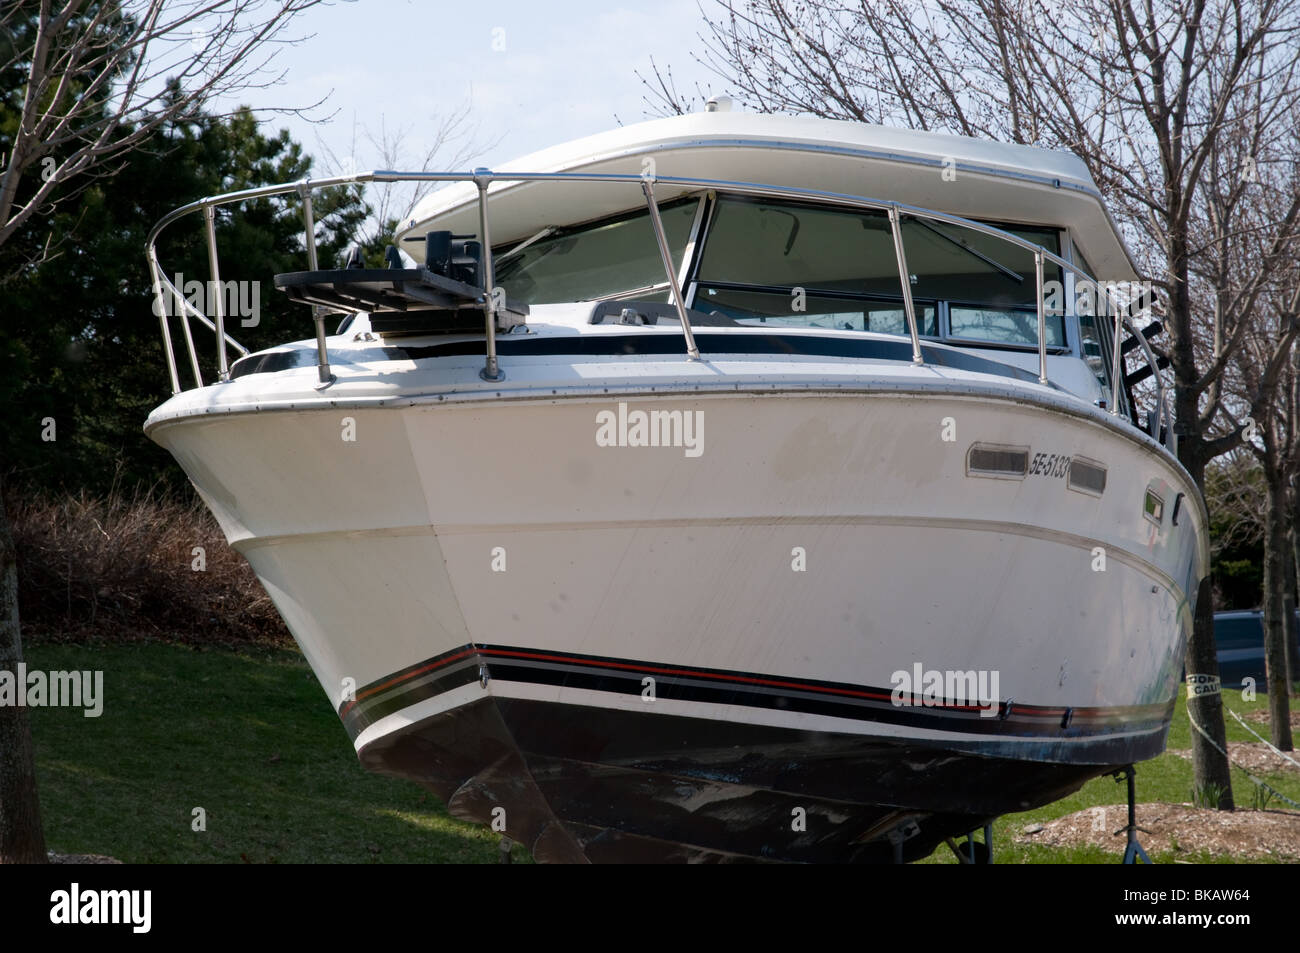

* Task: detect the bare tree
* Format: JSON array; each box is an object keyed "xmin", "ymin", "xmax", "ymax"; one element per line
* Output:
[
  {"xmin": 1289, "ymin": 367, "xmax": 1300, "ymax": 685},
  {"xmin": 646, "ymin": 0, "xmax": 1300, "ymax": 807},
  {"xmin": 0, "ymin": 0, "xmax": 338, "ymax": 256},
  {"xmin": 625, "ymin": 55, "xmax": 716, "ymax": 121},
  {"xmin": 0, "ymin": 0, "xmax": 334, "ymax": 863},
  {"xmin": 1228, "ymin": 281, "xmax": 1300, "ymax": 749},
  {"xmin": 1204, "ymin": 451, "xmax": 1265, "ymax": 555},
  {"xmin": 1212, "ymin": 117, "xmax": 1300, "ymax": 747},
  {"xmin": 0, "ymin": 478, "xmax": 45, "ymax": 864},
  {"xmin": 312, "ymin": 100, "xmax": 493, "ymax": 265}
]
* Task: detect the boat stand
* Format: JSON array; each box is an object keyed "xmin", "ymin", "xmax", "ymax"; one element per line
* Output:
[
  {"xmin": 1111, "ymin": 765, "xmax": 1151, "ymax": 864},
  {"xmin": 943, "ymin": 824, "xmax": 993, "ymax": 864}
]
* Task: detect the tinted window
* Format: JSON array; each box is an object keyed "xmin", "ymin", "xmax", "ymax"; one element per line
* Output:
[
  {"xmin": 900, "ymin": 220, "xmax": 1065, "ymax": 347},
  {"xmin": 697, "ymin": 196, "xmax": 1065, "ymax": 348},
  {"xmin": 697, "ymin": 199, "xmax": 903, "ymax": 295},
  {"xmin": 900, "ymin": 220, "xmax": 1061, "ymax": 305},
  {"xmin": 695, "ymin": 285, "xmax": 937, "ymax": 334},
  {"xmin": 1074, "ymin": 251, "xmax": 1114, "ymax": 394},
  {"xmin": 495, "ymin": 200, "xmax": 699, "ymax": 304},
  {"xmin": 950, "ymin": 306, "xmax": 1065, "ymax": 347}
]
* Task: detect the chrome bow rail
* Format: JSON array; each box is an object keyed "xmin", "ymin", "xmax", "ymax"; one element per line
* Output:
[{"xmin": 146, "ymin": 168, "xmax": 1170, "ymax": 448}]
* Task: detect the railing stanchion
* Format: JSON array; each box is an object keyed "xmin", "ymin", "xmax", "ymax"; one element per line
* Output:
[
  {"xmin": 1122, "ymin": 313, "xmax": 1165, "ymax": 441},
  {"xmin": 203, "ymin": 204, "xmax": 230, "ymax": 381},
  {"xmin": 642, "ymin": 178, "xmax": 700, "ymax": 361},
  {"xmin": 178, "ymin": 307, "xmax": 202, "ymax": 388},
  {"xmin": 1035, "ymin": 250, "xmax": 1048, "ymax": 385},
  {"xmin": 154, "ymin": 244, "xmax": 204, "ymax": 388},
  {"xmin": 148, "ymin": 251, "xmax": 182, "ymax": 394},
  {"xmin": 888, "ymin": 205, "xmax": 925, "ymax": 365},
  {"xmin": 475, "ymin": 170, "xmax": 503, "ymax": 381},
  {"xmin": 298, "ymin": 183, "xmax": 332, "ymax": 385},
  {"xmin": 300, "ymin": 189, "xmax": 318, "ymax": 272},
  {"xmin": 1108, "ymin": 285, "xmax": 1122, "ymax": 416}
]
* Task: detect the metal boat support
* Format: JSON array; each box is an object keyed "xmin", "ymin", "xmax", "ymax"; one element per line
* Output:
[
  {"xmin": 944, "ymin": 825, "xmax": 994, "ymax": 864},
  {"xmin": 1113, "ymin": 766, "xmax": 1151, "ymax": 864}
]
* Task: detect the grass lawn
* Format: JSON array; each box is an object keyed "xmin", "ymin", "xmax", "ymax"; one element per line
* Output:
[
  {"xmin": 26, "ymin": 640, "xmax": 510, "ymax": 863},
  {"xmin": 25, "ymin": 639, "xmax": 1298, "ymax": 863},
  {"xmin": 922, "ymin": 684, "xmax": 1300, "ymax": 863}
]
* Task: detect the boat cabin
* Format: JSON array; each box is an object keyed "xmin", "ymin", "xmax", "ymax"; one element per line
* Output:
[
  {"xmin": 150, "ymin": 111, "xmax": 1167, "ymax": 439},
  {"xmin": 395, "ymin": 112, "xmax": 1154, "ymax": 416}
]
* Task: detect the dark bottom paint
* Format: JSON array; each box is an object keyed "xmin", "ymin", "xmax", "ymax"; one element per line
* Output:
[{"xmin": 357, "ymin": 698, "xmax": 1115, "ymax": 863}]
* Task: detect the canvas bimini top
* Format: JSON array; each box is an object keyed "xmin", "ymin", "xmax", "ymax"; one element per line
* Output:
[{"xmin": 397, "ymin": 112, "xmax": 1140, "ymax": 283}]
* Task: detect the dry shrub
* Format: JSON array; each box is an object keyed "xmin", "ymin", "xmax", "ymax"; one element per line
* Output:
[{"xmin": 8, "ymin": 485, "xmax": 289, "ymax": 645}]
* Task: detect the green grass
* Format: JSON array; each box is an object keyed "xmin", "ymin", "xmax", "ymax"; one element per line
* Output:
[
  {"xmin": 922, "ymin": 686, "xmax": 1300, "ymax": 863},
  {"xmin": 26, "ymin": 639, "xmax": 1299, "ymax": 863},
  {"xmin": 26, "ymin": 641, "xmax": 516, "ymax": 863}
]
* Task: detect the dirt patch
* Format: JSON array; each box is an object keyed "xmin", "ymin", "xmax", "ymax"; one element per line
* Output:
[
  {"xmin": 1168, "ymin": 741, "xmax": 1300, "ymax": 776},
  {"xmin": 1014, "ymin": 802, "xmax": 1300, "ymax": 860},
  {"xmin": 48, "ymin": 853, "xmax": 122, "ymax": 864},
  {"xmin": 1240, "ymin": 708, "xmax": 1300, "ymax": 730}
]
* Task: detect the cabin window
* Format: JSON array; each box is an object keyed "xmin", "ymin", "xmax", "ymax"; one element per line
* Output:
[
  {"xmin": 1077, "ymin": 310, "xmax": 1109, "ymax": 389},
  {"xmin": 494, "ymin": 199, "xmax": 700, "ymax": 304},
  {"xmin": 697, "ymin": 198, "xmax": 906, "ymax": 296},
  {"xmin": 1067, "ymin": 457, "xmax": 1108, "ymax": 496},
  {"xmin": 693, "ymin": 198, "xmax": 934, "ymax": 331},
  {"xmin": 966, "ymin": 443, "xmax": 1030, "ymax": 479},
  {"xmin": 1073, "ymin": 251, "xmax": 1114, "ymax": 397},
  {"xmin": 694, "ymin": 285, "xmax": 937, "ymax": 334},
  {"xmin": 1144, "ymin": 488, "xmax": 1164, "ymax": 525},
  {"xmin": 693, "ymin": 196, "xmax": 1065, "ymax": 349},
  {"xmin": 898, "ymin": 218, "xmax": 1065, "ymax": 348},
  {"xmin": 948, "ymin": 306, "xmax": 1066, "ymax": 347}
]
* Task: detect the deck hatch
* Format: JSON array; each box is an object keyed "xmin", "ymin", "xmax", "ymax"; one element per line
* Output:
[
  {"xmin": 1068, "ymin": 457, "xmax": 1107, "ymax": 496},
  {"xmin": 966, "ymin": 444, "xmax": 1029, "ymax": 479}
]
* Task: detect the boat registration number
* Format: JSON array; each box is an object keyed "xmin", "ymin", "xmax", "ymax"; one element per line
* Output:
[{"xmin": 1028, "ymin": 452, "xmax": 1070, "ymax": 478}]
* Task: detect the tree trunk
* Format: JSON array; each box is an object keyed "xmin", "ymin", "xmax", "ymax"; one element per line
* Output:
[
  {"xmin": 1288, "ymin": 525, "xmax": 1300, "ymax": 693},
  {"xmin": 1263, "ymin": 470, "xmax": 1295, "ymax": 750},
  {"xmin": 1178, "ymin": 446, "xmax": 1236, "ymax": 809},
  {"xmin": 0, "ymin": 482, "xmax": 47, "ymax": 863}
]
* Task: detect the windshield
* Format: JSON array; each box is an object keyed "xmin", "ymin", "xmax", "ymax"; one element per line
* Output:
[
  {"xmin": 693, "ymin": 196, "xmax": 1064, "ymax": 348},
  {"xmin": 900, "ymin": 218, "xmax": 1063, "ymax": 346},
  {"xmin": 490, "ymin": 192, "xmax": 1071, "ymax": 354},
  {"xmin": 494, "ymin": 199, "xmax": 700, "ymax": 304}
]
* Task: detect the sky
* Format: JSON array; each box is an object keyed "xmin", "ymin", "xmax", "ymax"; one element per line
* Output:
[{"xmin": 212, "ymin": 0, "xmax": 726, "ymax": 177}]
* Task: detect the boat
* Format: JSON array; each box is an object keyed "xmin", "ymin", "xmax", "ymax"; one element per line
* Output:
[{"xmin": 144, "ymin": 108, "xmax": 1209, "ymax": 863}]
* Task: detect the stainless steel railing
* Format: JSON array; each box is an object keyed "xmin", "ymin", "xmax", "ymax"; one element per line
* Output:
[{"xmin": 145, "ymin": 168, "xmax": 1169, "ymax": 448}]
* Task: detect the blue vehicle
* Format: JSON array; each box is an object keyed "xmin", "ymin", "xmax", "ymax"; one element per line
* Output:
[{"xmin": 1212, "ymin": 610, "xmax": 1299, "ymax": 689}]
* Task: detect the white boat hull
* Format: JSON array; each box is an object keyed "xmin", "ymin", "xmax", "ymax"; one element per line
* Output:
[{"xmin": 149, "ymin": 367, "xmax": 1205, "ymax": 860}]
